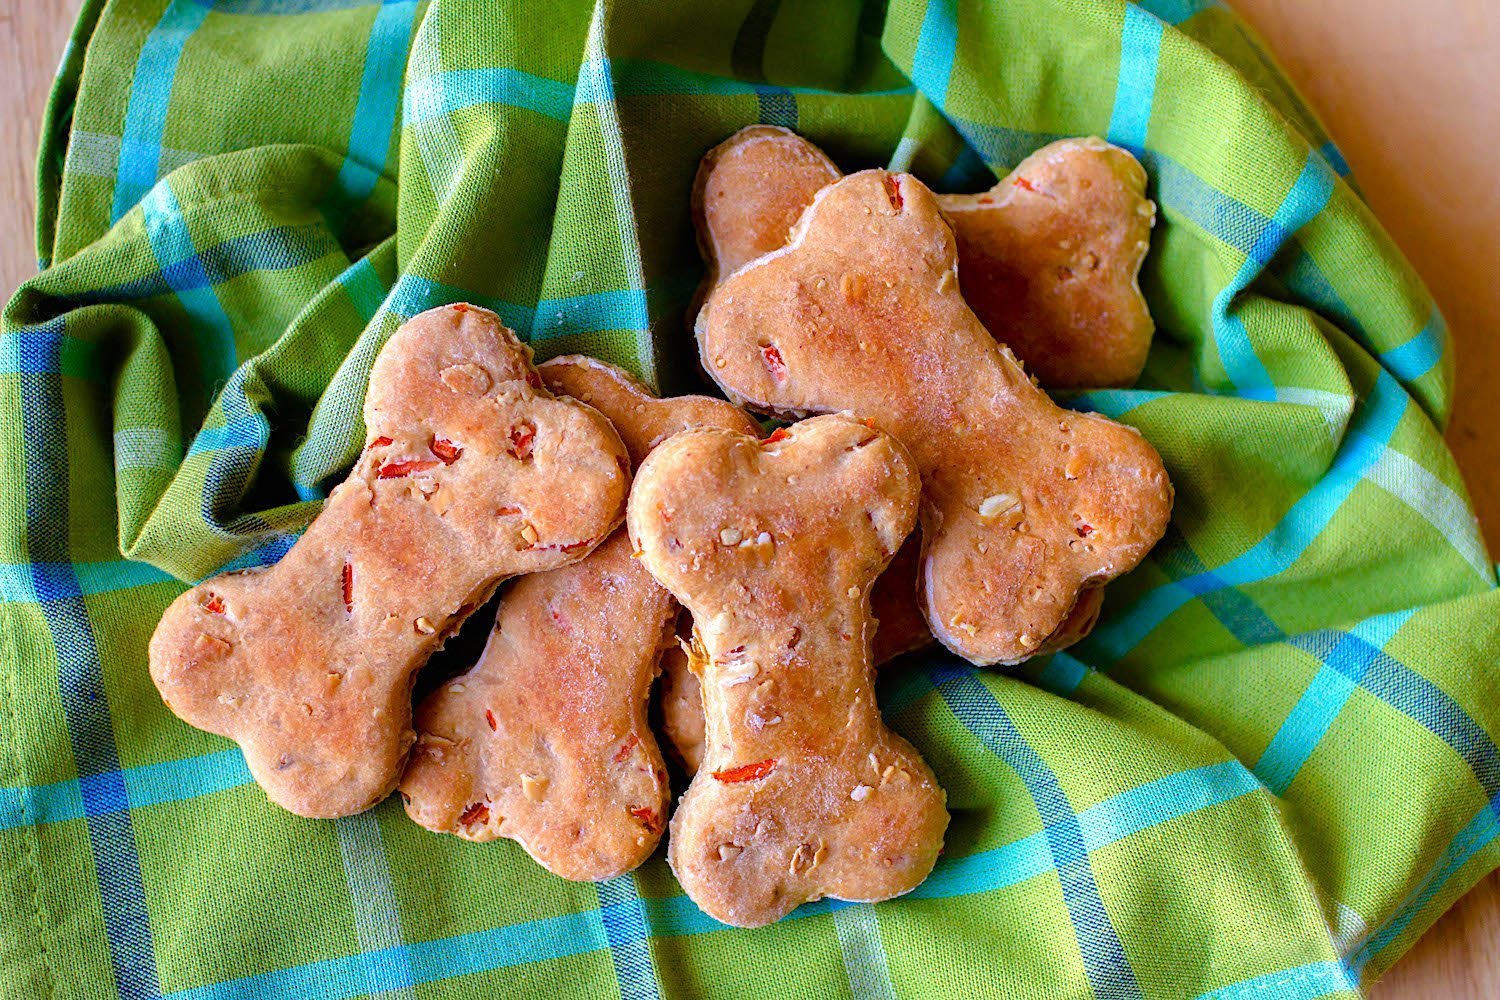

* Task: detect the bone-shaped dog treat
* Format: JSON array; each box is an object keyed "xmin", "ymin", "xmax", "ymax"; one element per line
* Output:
[
  {"xmin": 399, "ymin": 355, "xmax": 758, "ymax": 878},
  {"xmin": 659, "ymin": 538, "xmax": 1103, "ymax": 776},
  {"xmin": 398, "ymin": 532, "xmax": 671, "ymax": 877},
  {"xmin": 658, "ymin": 532, "xmax": 933, "ymax": 775},
  {"xmin": 693, "ymin": 127, "xmax": 1155, "ymax": 388},
  {"xmin": 149, "ymin": 305, "xmax": 630, "ymax": 818},
  {"xmin": 691, "ymin": 131, "xmax": 1150, "ymax": 663},
  {"xmin": 693, "ymin": 124, "xmax": 843, "ymax": 286},
  {"xmin": 940, "ymin": 136, "xmax": 1155, "ymax": 388},
  {"xmin": 629, "ymin": 415, "xmax": 949, "ymax": 927},
  {"xmin": 538, "ymin": 362, "xmax": 928, "ymax": 780},
  {"xmin": 698, "ymin": 170, "xmax": 1173, "ymax": 666}
]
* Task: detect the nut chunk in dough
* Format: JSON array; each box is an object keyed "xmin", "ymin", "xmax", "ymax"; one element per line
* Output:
[
  {"xmin": 149, "ymin": 305, "xmax": 631, "ymax": 819},
  {"xmin": 400, "ymin": 355, "xmax": 759, "ymax": 880},
  {"xmin": 629, "ymin": 415, "xmax": 949, "ymax": 927},
  {"xmin": 697, "ymin": 171, "xmax": 1172, "ymax": 666}
]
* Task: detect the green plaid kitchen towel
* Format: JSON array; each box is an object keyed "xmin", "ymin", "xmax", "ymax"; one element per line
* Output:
[{"xmin": 3, "ymin": 0, "xmax": 1498, "ymax": 996}]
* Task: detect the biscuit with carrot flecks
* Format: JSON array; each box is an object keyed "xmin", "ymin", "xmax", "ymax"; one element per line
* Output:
[
  {"xmin": 697, "ymin": 170, "xmax": 1172, "ymax": 666},
  {"xmin": 939, "ymin": 136, "xmax": 1154, "ymax": 388},
  {"xmin": 658, "ymin": 532, "xmax": 932, "ymax": 776},
  {"xmin": 693, "ymin": 125, "xmax": 843, "ymax": 287},
  {"xmin": 149, "ymin": 305, "xmax": 630, "ymax": 819},
  {"xmin": 629, "ymin": 414, "xmax": 948, "ymax": 927},
  {"xmin": 658, "ymin": 535, "xmax": 1098, "ymax": 776},
  {"xmin": 400, "ymin": 355, "xmax": 759, "ymax": 878},
  {"xmin": 693, "ymin": 127, "xmax": 1155, "ymax": 388}
]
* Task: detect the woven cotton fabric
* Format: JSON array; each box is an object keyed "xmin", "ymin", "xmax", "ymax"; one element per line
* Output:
[{"xmin": 3, "ymin": 1, "xmax": 1498, "ymax": 997}]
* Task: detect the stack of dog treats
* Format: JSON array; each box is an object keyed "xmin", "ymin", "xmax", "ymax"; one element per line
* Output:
[{"xmin": 148, "ymin": 128, "xmax": 1173, "ymax": 928}]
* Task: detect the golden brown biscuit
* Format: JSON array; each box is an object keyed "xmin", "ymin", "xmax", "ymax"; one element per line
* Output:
[
  {"xmin": 692, "ymin": 128, "xmax": 1155, "ymax": 388},
  {"xmin": 693, "ymin": 125, "xmax": 843, "ymax": 285},
  {"xmin": 658, "ymin": 532, "xmax": 933, "ymax": 777},
  {"xmin": 148, "ymin": 305, "xmax": 630, "ymax": 819},
  {"xmin": 657, "ymin": 536, "xmax": 1096, "ymax": 779},
  {"xmin": 539, "ymin": 356, "xmax": 762, "ymax": 462},
  {"xmin": 629, "ymin": 415, "xmax": 949, "ymax": 927},
  {"xmin": 938, "ymin": 137, "xmax": 1155, "ymax": 388},
  {"xmin": 697, "ymin": 171, "xmax": 1173, "ymax": 666},
  {"xmin": 400, "ymin": 531, "xmax": 674, "ymax": 877},
  {"xmin": 399, "ymin": 355, "xmax": 759, "ymax": 878},
  {"xmin": 690, "ymin": 130, "xmax": 1153, "ymax": 660}
]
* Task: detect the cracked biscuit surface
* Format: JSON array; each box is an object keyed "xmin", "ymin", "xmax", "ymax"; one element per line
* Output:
[
  {"xmin": 629, "ymin": 414, "xmax": 948, "ymax": 927},
  {"xmin": 697, "ymin": 170, "xmax": 1172, "ymax": 665},
  {"xmin": 149, "ymin": 305, "xmax": 630, "ymax": 818},
  {"xmin": 400, "ymin": 355, "xmax": 758, "ymax": 879}
]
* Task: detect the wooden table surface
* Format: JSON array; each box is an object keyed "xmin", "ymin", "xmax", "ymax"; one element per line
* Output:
[{"xmin": 1, "ymin": 0, "xmax": 1495, "ymax": 995}]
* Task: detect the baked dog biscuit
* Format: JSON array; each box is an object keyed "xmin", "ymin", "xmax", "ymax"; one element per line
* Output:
[
  {"xmin": 149, "ymin": 305, "xmax": 630, "ymax": 818},
  {"xmin": 399, "ymin": 355, "xmax": 758, "ymax": 878},
  {"xmin": 400, "ymin": 531, "xmax": 672, "ymax": 877},
  {"xmin": 938, "ymin": 137, "xmax": 1155, "ymax": 388},
  {"xmin": 538, "ymin": 356, "xmax": 762, "ymax": 462},
  {"xmin": 659, "ymin": 533, "xmax": 933, "ymax": 776},
  {"xmin": 692, "ymin": 127, "xmax": 1155, "ymax": 387},
  {"xmin": 693, "ymin": 125, "xmax": 843, "ymax": 285},
  {"xmin": 697, "ymin": 171, "xmax": 1172, "ymax": 665},
  {"xmin": 629, "ymin": 415, "xmax": 949, "ymax": 927},
  {"xmin": 657, "ymin": 536, "xmax": 1094, "ymax": 778}
]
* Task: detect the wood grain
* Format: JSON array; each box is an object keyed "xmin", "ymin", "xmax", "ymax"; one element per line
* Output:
[
  {"xmin": 0, "ymin": 0, "xmax": 1494, "ymax": 996},
  {"xmin": 0, "ymin": 0, "xmax": 70, "ymax": 278}
]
